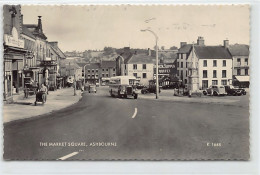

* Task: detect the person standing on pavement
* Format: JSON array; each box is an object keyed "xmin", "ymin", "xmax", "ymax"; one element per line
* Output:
[{"xmin": 39, "ymin": 83, "xmax": 48, "ymax": 102}]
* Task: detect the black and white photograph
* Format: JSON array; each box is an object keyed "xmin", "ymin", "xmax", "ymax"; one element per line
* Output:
[{"xmin": 2, "ymin": 5, "xmax": 250, "ymax": 160}]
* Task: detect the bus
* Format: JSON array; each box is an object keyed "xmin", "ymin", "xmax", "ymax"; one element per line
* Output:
[{"xmin": 109, "ymin": 76, "xmax": 138, "ymax": 99}]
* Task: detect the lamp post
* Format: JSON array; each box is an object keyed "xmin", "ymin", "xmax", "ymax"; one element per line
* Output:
[{"xmin": 141, "ymin": 29, "xmax": 159, "ymax": 99}]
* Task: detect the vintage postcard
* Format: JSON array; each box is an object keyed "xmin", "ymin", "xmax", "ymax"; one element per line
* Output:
[{"xmin": 2, "ymin": 5, "xmax": 250, "ymax": 160}]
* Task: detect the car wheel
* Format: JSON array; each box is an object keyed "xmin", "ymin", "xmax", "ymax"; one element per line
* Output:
[
  {"xmin": 203, "ymin": 91, "xmax": 207, "ymax": 95},
  {"xmin": 243, "ymin": 92, "xmax": 246, "ymax": 95},
  {"xmin": 134, "ymin": 94, "xmax": 138, "ymax": 99},
  {"xmin": 213, "ymin": 91, "xmax": 218, "ymax": 96}
]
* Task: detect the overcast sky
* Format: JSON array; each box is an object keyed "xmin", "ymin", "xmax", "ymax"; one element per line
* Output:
[{"xmin": 22, "ymin": 5, "xmax": 250, "ymax": 52}]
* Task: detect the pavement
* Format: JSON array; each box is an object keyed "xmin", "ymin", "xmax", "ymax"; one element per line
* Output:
[
  {"xmin": 3, "ymin": 88, "xmax": 82, "ymax": 123},
  {"xmin": 4, "ymin": 86, "xmax": 249, "ymax": 160}
]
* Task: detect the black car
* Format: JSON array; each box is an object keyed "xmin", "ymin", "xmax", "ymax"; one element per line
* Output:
[
  {"xmin": 141, "ymin": 86, "xmax": 161, "ymax": 94},
  {"xmin": 224, "ymin": 85, "xmax": 244, "ymax": 96}
]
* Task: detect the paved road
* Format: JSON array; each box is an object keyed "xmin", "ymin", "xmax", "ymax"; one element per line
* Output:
[{"xmin": 4, "ymin": 86, "xmax": 249, "ymax": 160}]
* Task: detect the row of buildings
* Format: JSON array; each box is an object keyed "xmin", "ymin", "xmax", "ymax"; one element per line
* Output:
[
  {"xmin": 176, "ymin": 36, "xmax": 250, "ymax": 89},
  {"xmin": 3, "ymin": 5, "xmax": 67, "ymax": 103}
]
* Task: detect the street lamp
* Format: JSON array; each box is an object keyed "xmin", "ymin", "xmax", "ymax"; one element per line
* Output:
[{"xmin": 141, "ymin": 29, "xmax": 159, "ymax": 99}]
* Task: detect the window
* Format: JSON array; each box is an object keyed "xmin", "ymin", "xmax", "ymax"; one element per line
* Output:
[
  {"xmin": 112, "ymin": 73, "xmax": 115, "ymax": 76},
  {"xmin": 88, "ymin": 69, "xmax": 90, "ymax": 73},
  {"xmin": 223, "ymin": 60, "xmax": 226, "ymax": 67},
  {"xmin": 203, "ymin": 70, "xmax": 207, "ymax": 78},
  {"xmin": 221, "ymin": 80, "xmax": 227, "ymax": 85},
  {"xmin": 213, "ymin": 70, "xmax": 217, "ymax": 78},
  {"xmin": 143, "ymin": 64, "xmax": 146, "ymax": 69},
  {"xmin": 245, "ymin": 58, "xmax": 248, "ymax": 65},
  {"xmin": 245, "ymin": 69, "xmax": 248, "ymax": 75},
  {"xmin": 125, "ymin": 73, "xmax": 127, "ymax": 75},
  {"xmin": 213, "ymin": 60, "xmax": 217, "ymax": 67},
  {"xmin": 177, "ymin": 62, "xmax": 179, "ymax": 68},
  {"xmin": 102, "ymin": 74, "xmax": 104, "ymax": 77},
  {"xmin": 113, "ymin": 68, "xmax": 115, "ymax": 71},
  {"xmin": 212, "ymin": 80, "xmax": 218, "ymax": 85},
  {"xmin": 222, "ymin": 70, "xmax": 226, "ymax": 78},
  {"xmin": 96, "ymin": 74, "xmax": 98, "ymax": 77},
  {"xmin": 102, "ymin": 69, "xmax": 104, "ymax": 71},
  {"xmin": 177, "ymin": 70, "xmax": 179, "ymax": 76},
  {"xmin": 96, "ymin": 69, "xmax": 98, "ymax": 72},
  {"xmin": 203, "ymin": 60, "xmax": 207, "ymax": 67},
  {"xmin": 237, "ymin": 58, "xmax": 241, "ymax": 65},
  {"xmin": 92, "ymin": 69, "xmax": 94, "ymax": 73},
  {"xmin": 237, "ymin": 69, "xmax": 241, "ymax": 75},
  {"xmin": 186, "ymin": 62, "xmax": 187, "ymax": 68},
  {"xmin": 106, "ymin": 74, "xmax": 108, "ymax": 77},
  {"xmin": 106, "ymin": 69, "xmax": 108, "ymax": 71},
  {"xmin": 186, "ymin": 70, "xmax": 187, "ymax": 77},
  {"xmin": 133, "ymin": 73, "xmax": 137, "ymax": 77},
  {"xmin": 185, "ymin": 79, "xmax": 187, "ymax": 84},
  {"xmin": 181, "ymin": 54, "xmax": 183, "ymax": 59},
  {"xmin": 125, "ymin": 65, "xmax": 127, "ymax": 70},
  {"xmin": 202, "ymin": 80, "xmax": 208, "ymax": 89},
  {"xmin": 181, "ymin": 62, "xmax": 183, "ymax": 68},
  {"xmin": 133, "ymin": 64, "xmax": 137, "ymax": 69},
  {"xmin": 143, "ymin": 73, "xmax": 147, "ymax": 78}
]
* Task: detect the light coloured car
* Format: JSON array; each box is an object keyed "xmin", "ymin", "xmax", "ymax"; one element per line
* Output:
[
  {"xmin": 203, "ymin": 85, "xmax": 227, "ymax": 96},
  {"xmin": 88, "ymin": 85, "xmax": 97, "ymax": 93}
]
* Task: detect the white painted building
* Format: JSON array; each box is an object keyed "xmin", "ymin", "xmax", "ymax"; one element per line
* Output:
[
  {"xmin": 187, "ymin": 44, "xmax": 233, "ymax": 89},
  {"xmin": 120, "ymin": 54, "xmax": 154, "ymax": 85}
]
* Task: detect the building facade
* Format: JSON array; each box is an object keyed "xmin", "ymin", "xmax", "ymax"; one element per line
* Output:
[
  {"xmin": 85, "ymin": 63, "xmax": 101, "ymax": 84},
  {"xmin": 3, "ymin": 5, "xmax": 27, "ymax": 101},
  {"xmin": 100, "ymin": 60, "xmax": 116, "ymax": 85},
  {"xmin": 228, "ymin": 44, "xmax": 250, "ymax": 87},
  {"xmin": 186, "ymin": 43, "xmax": 233, "ymax": 89}
]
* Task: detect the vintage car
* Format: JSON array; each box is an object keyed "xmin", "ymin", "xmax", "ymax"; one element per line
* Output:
[
  {"xmin": 88, "ymin": 84, "xmax": 97, "ymax": 93},
  {"xmin": 109, "ymin": 76, "xmax": 138, "ymax": 99},
  {"xmin": 203, "ymin": 85, "xmax": 227, "ymax": 96},
  {"xmin": 224, "ymin": 85, "xmax": 244, "ymax": 96},
  {"xmin": 141, "ymin": 86, "xmax": 161, "ymax": 94}
]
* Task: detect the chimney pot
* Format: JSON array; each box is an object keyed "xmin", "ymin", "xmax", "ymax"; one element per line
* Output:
[
  {"xmin": 224, "ymin": 39, "xmax": 229, "ymax": 48},
  {"xmin": 197, "ymin": 36, "xmax": 205, "ymax": 46}
]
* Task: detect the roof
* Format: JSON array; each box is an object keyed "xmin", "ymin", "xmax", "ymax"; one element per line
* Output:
[
  {"xmin": 125, "ymin": 54, "xmax": 154, "ymax": 64},
  {"xmin": 49, "ymin": 42, "xmax": 66, "ymax": 59},
  {"xmin": 101, "ymin": 61, "xmax": 116, "ymax": 68},
  {"xmin": 77, "ymin": 63, "xmax": 89, "ymax": 68},
  {"xmin": 178, "ymin": 44, "xmax": 193, "ymax": 54},
  {"xmin": 194, "ymin": 46, "xmax": 232, "ymax": 59},
  {"xmin": 228, "ymin": 44, "xmax": 249, "ymax": 56},
  {"xmin": 85, "ymin": 63, "xmax": 100, "ymax": 69},
  {"xmin": 22, "ymin": 25, "xmax": 35, "ymax": 39},
  {"xmin": 235, "ymin": 75, "xmax": 250, "ymax": 82}
]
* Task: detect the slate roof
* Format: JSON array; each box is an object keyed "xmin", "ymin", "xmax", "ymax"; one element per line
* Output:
[
  {"xmin": 77, "ymin": 63, "xmax": 89, "ymax": 68},
  {"xmin": 101, "ymin": 61, "xmax": 116, "ymax": 68},
  {"xmin": 194, "ymin": 46, "xmax": 232, "ymax": 59},
  {"xmin": 228, "ymin": 44, "xmax": 249, "ymax": 56},
  {"xmin": 22, "ymin": 25, "xmax": 35, "ymax": 39},
  {"xmin": 85, "ymin": 63, "xmax": 101, "ymax": 69},
  {"xmin": 126, "ymin": 54, "xmax": 154, "ymax": 64},
  {"xmin": 178, "ymin": 44, "xmax": 193, "ymax": 54},
  {"xmin": 49, "ymin": 42, "xmax": 66, "ymax": 59}
]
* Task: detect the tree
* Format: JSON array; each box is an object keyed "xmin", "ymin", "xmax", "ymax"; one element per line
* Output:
[
  {"xmin": 103, "ymin": 47, "xmax": 115, "ymax": 56},
  {"xmin": 170, "ymin": 46, "xmax": 178, "ymax": 50}
]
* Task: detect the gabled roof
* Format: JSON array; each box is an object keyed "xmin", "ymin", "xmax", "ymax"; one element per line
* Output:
[
  {"xmin": 49, "ymin": 42, "xmax": 66, "ymax": 59},
  {"xmin": 101, "ymin": 61, "xmax": 116, "ymax": 68},
  {"xmin": 22, "ymin": 25, "xmax": 35, "ymax": 39},
  {"xmin": 228, "ymin": 44, "xmax": 249, "ymax": 56},
  {"xmin": 178, "ymin": 44, "xmax": 193, "ymax": 54},
  {"xmin": 194, "ymin": 46, "xmax": 232, "ymax": 59},
  {"xmin": 126, "ymin": 54, "xmax": 154, "ymax": 64}
]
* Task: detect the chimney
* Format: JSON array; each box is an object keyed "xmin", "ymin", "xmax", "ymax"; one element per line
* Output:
[
  {"xmin": 180, "ymin": 42, "xmax": 187, "ymax": 48},
  {"xmin": 147, "ymin": 48, "xmax": 151, "ymax": 56},
  {"xmin": 197, "ymin": 36, "xmax": 205, "ymax": 46},
  {"xmin": 224, "ymin": 39, "xmax": 229, "ymax": 48},
  {"xmin": 38, "ymin": 16, "xmax": 43, "ymax": 32}
]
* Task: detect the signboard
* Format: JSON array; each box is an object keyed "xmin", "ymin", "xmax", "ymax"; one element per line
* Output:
[{"xmin": 4, "ymin": 27, "xmax": 24, "ymax": 48}]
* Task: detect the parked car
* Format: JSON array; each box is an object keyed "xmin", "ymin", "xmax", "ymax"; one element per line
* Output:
[
  {"xmin": 141, "ymin": 86, "xmax": 161, "ymax": 94},
  {"xmin": 224, "ymin": 85, "xmax": 243, "ymax": 96},
  {"xmin": 203, "ymin": 85, "xmax": 227, "ymax": 96},
  {"xmin": 88, "ymin": 85, "xmax": 97, "ymax": 93},
  {"xmin": 136, "ymin": 84, "xmax": 145, "ymax": 90},
  {"xmin": 234, "ymin": 86, "xmax": 247, "ymax": 95}
]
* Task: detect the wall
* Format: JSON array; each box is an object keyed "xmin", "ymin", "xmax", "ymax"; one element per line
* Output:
[{"xmin": 177, "ymin": 53, "xmax": 189, "ymax": 84}]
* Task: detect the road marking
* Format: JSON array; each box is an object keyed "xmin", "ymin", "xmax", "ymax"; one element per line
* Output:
[
  {"xmin": 57, "ymin": 152, "xmax": 79, "ymax": 160},
  {"xmin": 131, "ymin": 108, "xmax": 138, "ymax": 119}
]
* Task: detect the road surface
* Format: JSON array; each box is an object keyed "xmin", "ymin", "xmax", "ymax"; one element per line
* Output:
[{"xmin": 4, "ymin": 86, "xmax": 249, "ymax": 160}]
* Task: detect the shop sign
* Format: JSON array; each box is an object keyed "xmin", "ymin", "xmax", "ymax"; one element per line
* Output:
[{"xmin": 4, "ymin": 27, "xmax": 24, "ymax": 48}]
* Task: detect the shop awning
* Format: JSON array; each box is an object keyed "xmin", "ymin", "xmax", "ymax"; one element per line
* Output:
[{"xmin": 235, "ymin": 76, "xmax": 250, "ymax": 82}]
